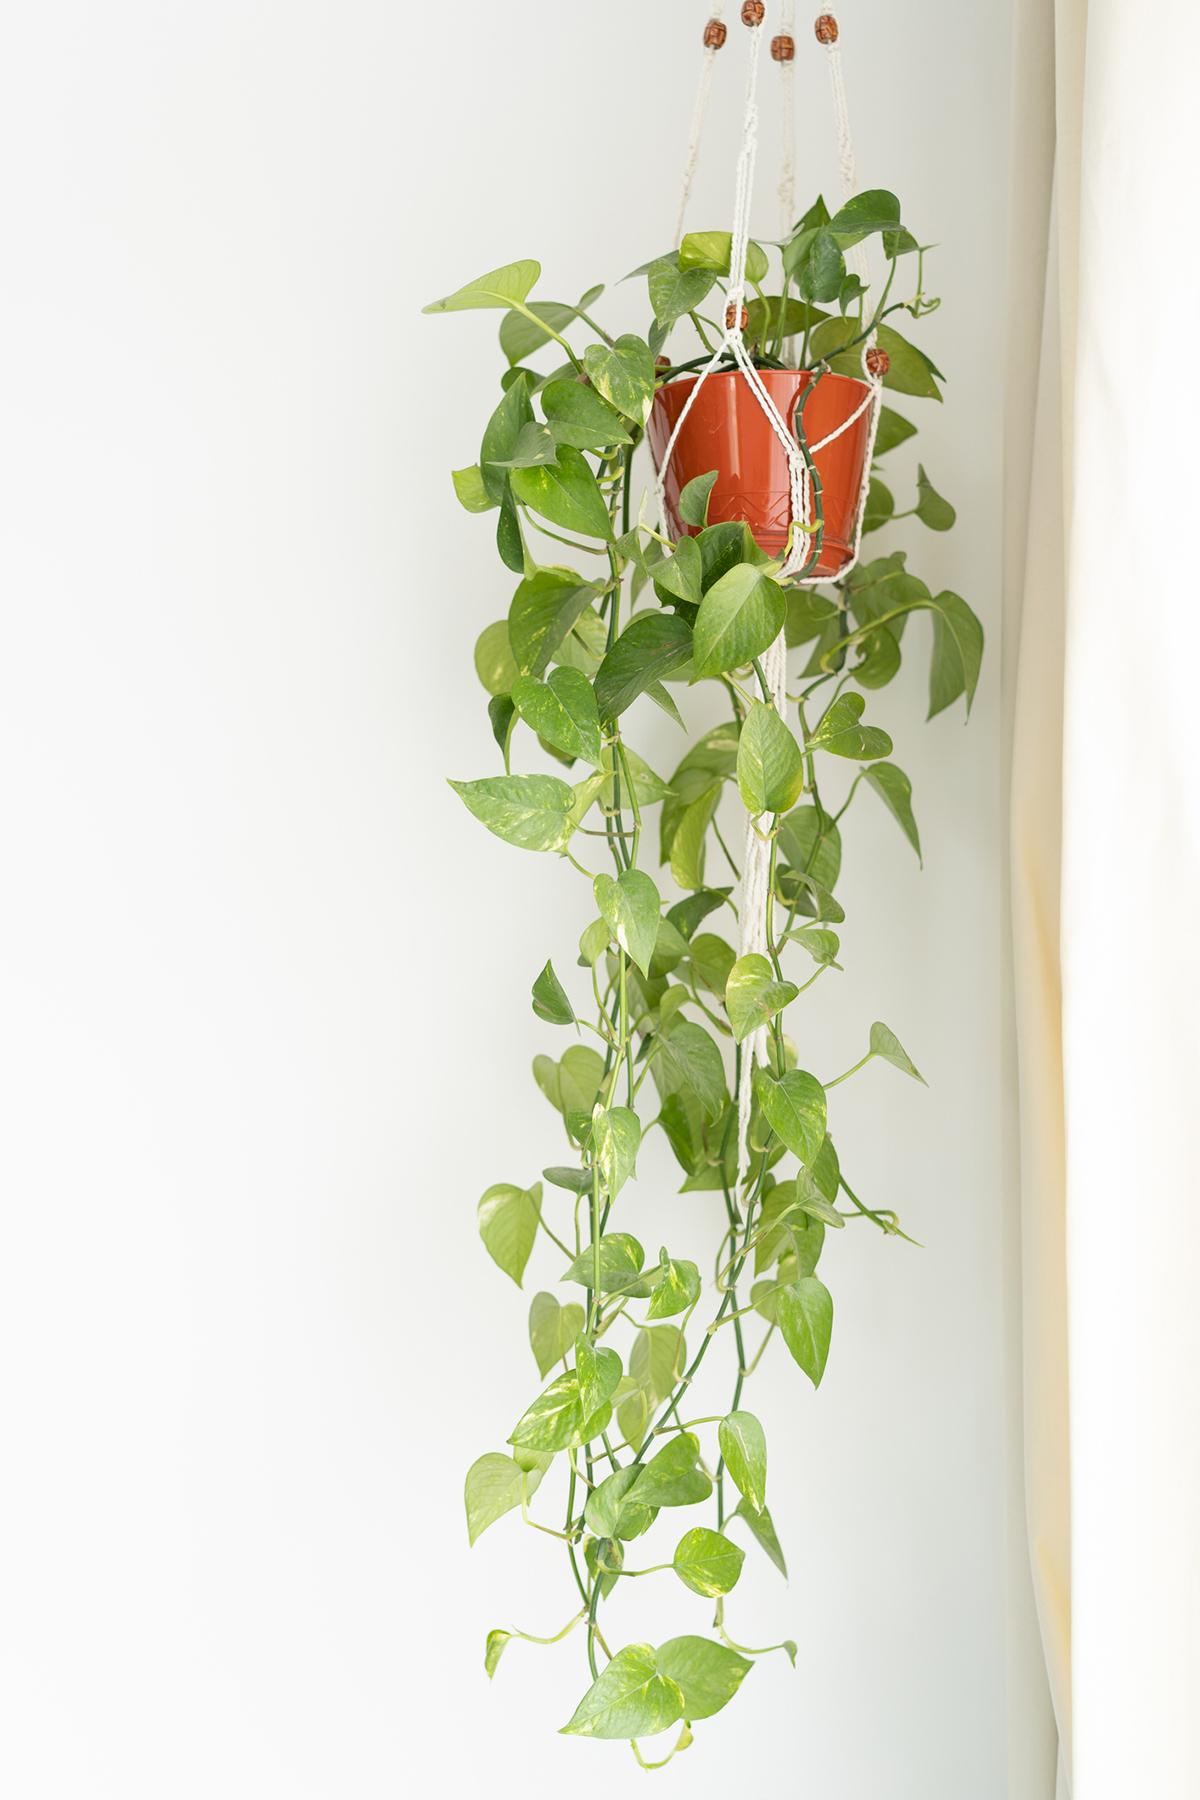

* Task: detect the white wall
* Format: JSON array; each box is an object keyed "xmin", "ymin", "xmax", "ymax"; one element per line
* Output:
[{"xmin": 0, "ymin": 3, "xmax": 1039, "ymax": 1795}]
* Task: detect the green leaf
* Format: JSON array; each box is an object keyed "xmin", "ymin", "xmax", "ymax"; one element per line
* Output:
[
  {"xmin": 507, "ymin": 567, "xmax": 599, "ymax": 676},
  {"xmin": 737, "ymin": 702, "xmax": 806, "ymax": 814},
  {"xmin": 477, "ymin": 1182, "xmax": 541, "ymax": 1286},
  {"xmin": 480, "ymin": 375, "xmax": 534, "ymax": 503},
  {"xmin": 687, "ymin": 930, "xmax": 736, "ymax": 996},
  {"xmin": 473, "ymin": 619, "xmax": 518, "ymax": 696},
  {"xmin": 509, "ymin": 1369, "xmax": 585, "ymax": 1452},
  {"xmin": 678, "ymin": 231, "xmax": 768, "ymax": 282},
  {"xmin": 655, "ymin": 1636, "xmax": 752, "ymax": 1721},
  {"xmin": 915, "ymin": 464, "xmax": 956, "ymax": 530},
  {"xmin": 718, "ymin": 1412, "xmax": 767, "ymax": 1514},
  {"xmin": 745, "ymin": 295, "xmax": 829, "ymax": 345},
  {"xmin": 792, "ymin": 227, "xmax": 846, "ymax": 304},
  {"xmin": 778, "ymin": 805, "xmax": 842, "ymax": 888},
  {"xmin": 618, "ymin": 1386, "xmax": 651, "ymax": 1454},
  {"xmin": 669, "ymin": 784, "xmax": 722, "ymax": 893},
  {"xmin": 511, "ymin": 446, "xmax": 613, "ymax": 541},
  {"xmin": 730, "ymin": 1497, "xmax": 788, "ymax": 1576},
  {"xmin": 541, "ymin": 377, "xmax": 633, "ymax": 452},
  {"xmin": 450, "ymin": 773, "xmax": 576, "ymax": 852},
  {"xmin": 631, "ymin": 1324, "xmax": 687, "ymax": 1406},
  {"xmin": 754, "ymin": 1180, "xmax": 827, "ymax": 1274},
  {"xmin": 585, "ymin": 1467, "xmax": 658, "ymax": 1541},
  {"xmin": 594, "ymin": 613, "xmax": 693, "ymax": 721},
  {"xmin": 827, "ymin": 189, "xmax": 901, "ymax": 244},
  {"xmin": 853, "ymin": 322, "xmax": 942, "ymax": 399},
  {"xmin": 575, "ymin": 1334, "xmax": 622, "ymax": 1422},
  {"xmin": 785, "ymin": 925, "xmax": 841, "ymax": 967},
  {"xmin": 495, "ymin": 486, "xmax": 525, "ymax": 572},
  {"xmin": 594, "ymin": 868, "xmax": 662, "ymax": 977},
  {"xmin": 862, "ymin": 476, "xmax": 895, "ymax": 534},
  {"xmin": 873, "ymin": 405, "xmax": 918, "ymax": 456},
  {"xmin": 926, "ymin": 590, "xmax": 984, "ymax": 717},
  {"xmin": 692, "ymin": 564, "xmax": 787, "ymax": 677},
  {"xmin": 560, "ymin": 1644, "xmax": 685, "ymax": 1740},
  {"xmin": 808, "ymin": 691, "xmax": 893, "ymax": 761},
  {"xmin": 655, "ymin": 1019, "xmax": 726, "ymax": 1121},
  {"xmin": 862, "ymin": 763, "xmax": 921, "ymax": 860},
  {"xmin": 583, "ymin": 335, "xmax": 656, "ymax": 424},
  {"xmin": 531, "ymin": 959, "xmax": 575, "ymax": 1025},
  {"xmin": 775, "ymin": 1276, "xmax": 834, "ymax": 1387},
  {"xmin": 452, "ymin": 464, "xmax": 495, "ymax": 513},
  {"xmin": 673, "ymin": 1527, "xmax": 745, "ymax": 1598},
  {"xmin": 558, "ymin": 1043, "xmax": 606, "ymax": 1114},
  {"xmin": 528, "ymin": 1291, "xmax": 585, "ymax": 1377},
  {"xmin": 629, "ymin": 1432, "xmax": 711, "ymax": 1508},
  {"xmin": 678, "ymin": 470, "xmax": 719, "ymax": 530},
  {"xmin": 754, "ymin": 1068, "xmax": 827, "ymax": 1166},
  {"xmin": 484, "ymin": 1628, "xmax": 511, "ymax": 1678},
  {"xmin": 646, "ymin": 1252, "xmax": 702, "ymax": 1320},
  {"xmin": 725, "ymin": 954, "xmax": 799, "ymax": 1046},
  {"xmin": 647, "ymin": 255, "xmax": 717, "ymax": 327},
  {"xmin": 490, "ymin": 420, "xmax": 559, "ymax": 470},
  {"xmin": 562, "ymin": 1232, "xmax": 652, "ymax": 1297},
  {"xmin": 423, "ymin": 258, "xmax": 541, "ymax": 313},
  {"xmin": 593, "ymin": 1105, "xmax": 642, "ymax": 1198},
  {"xmin": 870, "ymin": 1020, "xmax": 926, "ymax": 1082},
  {"xmin": 512, "ymin": 667, "xmax": 603, "ymax": 765},
  {"xmin": 667, "ymin": 887, "xmax": 732, "ymax": 940},
  {"xmin": 464, "ymin": 1448, "xmax": 550, "ymax": 1545},
  {"xmin": 499, "ymin": 299, "xmax": 576, "ymax": 364}
]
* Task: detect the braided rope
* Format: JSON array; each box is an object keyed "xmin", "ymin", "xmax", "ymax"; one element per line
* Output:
[
  {"xmin": 674, "ymin": 9, "xmax": 726, "ymax": 248},
  {"xmin": 657, "ymin": 8, "xmax": 883, "ymax": 1184}
]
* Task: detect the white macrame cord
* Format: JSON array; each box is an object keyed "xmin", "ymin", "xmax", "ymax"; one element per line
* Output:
[{"xmin": 662, "ymin": 9, "xmax": 882, "ymax": 1184}]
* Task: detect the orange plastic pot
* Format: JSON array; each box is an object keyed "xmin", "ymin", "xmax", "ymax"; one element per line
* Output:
[{"xmin": 646, "ymin": 368, "xmax": 873, "ymax": 580}]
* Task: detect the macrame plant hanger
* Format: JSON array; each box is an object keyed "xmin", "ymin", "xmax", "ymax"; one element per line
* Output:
[{"xmin": 657, "ymin": 4, "xmax": 884, "ymax": 1183}]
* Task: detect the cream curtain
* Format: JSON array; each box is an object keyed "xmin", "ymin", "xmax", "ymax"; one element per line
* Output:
[{"xmin": 1007, "ymin": 1, "xmax": 1200, "ymax": 1795}]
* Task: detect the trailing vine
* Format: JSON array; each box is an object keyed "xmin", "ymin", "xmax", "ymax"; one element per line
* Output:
[{"xmin": 426, "ymin": 188, "xmax": 982, "ymax": 1764}]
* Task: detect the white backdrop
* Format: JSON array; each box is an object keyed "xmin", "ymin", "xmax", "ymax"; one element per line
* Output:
[{"xmin": 0, "ymin": 3, "xmax": 1045, "ymax": 1794}]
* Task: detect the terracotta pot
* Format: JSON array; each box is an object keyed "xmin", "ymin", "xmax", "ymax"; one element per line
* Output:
[{"xmin": 646, "ymin": 368, "xmax": 873, "ymax": 581}]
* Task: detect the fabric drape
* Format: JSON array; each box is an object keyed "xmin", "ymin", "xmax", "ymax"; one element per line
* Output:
[{"xmin": 1006, "ymin": 2, "xmax": 1200, "ymax": 1794}]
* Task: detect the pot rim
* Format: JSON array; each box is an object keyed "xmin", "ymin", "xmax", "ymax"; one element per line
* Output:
[{"xmin": 655, "ymin": 366, "xmax": 872, "ymax": 399}]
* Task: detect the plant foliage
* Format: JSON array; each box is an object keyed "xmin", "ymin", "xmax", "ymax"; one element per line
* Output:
[{"xmin": 427, "ymin": 189, "xmax": 982, "ymax": 1766}]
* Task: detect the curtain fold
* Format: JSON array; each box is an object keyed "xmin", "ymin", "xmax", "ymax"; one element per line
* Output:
[{"xmin": 1007, "ymin": 2, "xmax": 1200, "ymax": 1794}]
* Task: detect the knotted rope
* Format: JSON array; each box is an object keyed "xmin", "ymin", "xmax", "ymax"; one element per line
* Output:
[{"xmin": 662, "ymin": 7, "xmax": 884, "ymax": 1185}]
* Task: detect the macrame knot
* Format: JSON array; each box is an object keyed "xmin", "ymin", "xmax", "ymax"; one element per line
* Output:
[
  {"xmin": 725, "ymin": 302, "xmax": 749, "ymax": 332},
  {"xmin": 771, "ymin": 33, "xmax": 796, "ymax": 61},
  {"xmin": 741, "ymin": 2, "xmax": 766, "ymax": 26},
  {"xmin": 814, "ymin": 12, "xmax": 839, "ymax": 43},
  {"xmin": 703, "ymin": 17, "xmax": 728, "ymax": 48},
  {"xmin": 864, "ymin": 345, "xmax": 889, "ymax": 377}
]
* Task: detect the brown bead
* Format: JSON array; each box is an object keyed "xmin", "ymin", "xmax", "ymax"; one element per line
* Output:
[
  {"xmin": 771, "ymin": 33, "xmax": 796, "ymax": 61},
  {"xmin": 703, "ymin": 18, "xmax": 727, "ymax": 48},
  {"xmin": 741, "ymin": 2, "xmax": 765, "ymax": 26},
  {"xmin": 725, "ymin": 302, "xmax": 749, "ymax": 332},
  {"xmin": 654, "ymin": 354, "xmax": 672, "ymax": 373},
  {"xmin": 814, "ymin": 12, "xmax": 839, "ymax": 44},
  {"xmin": 865, "ymin": 346, "xmax": 890, "ymax": 377}
]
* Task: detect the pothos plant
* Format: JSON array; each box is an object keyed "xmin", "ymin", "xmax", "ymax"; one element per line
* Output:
[{"xmin": 425, "ymin": 186, "xmax": 982, "ymax": 1767}]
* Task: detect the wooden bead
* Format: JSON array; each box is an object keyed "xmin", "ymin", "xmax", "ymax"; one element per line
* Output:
[
  {"xmin": 654, "ymin": 355, "xmax": 672, "ymax": 373},
  {"xmin": 725, "ymin": 302, "xmax": 749, "ymax": 332},
  {"xmin": 703, "ymin": 18, "xmax": 727, "ymax": 48},
  {"xmin": 814, "ymin": 12, "xmax": 839, "ymax": 44},
  {"xmin": 865, "ymin": 346, "xmax": 890, "ymax": 377},
  {"xmin": 741, "ymin": 2, "xmax": 765, "ymax": 26},
  {"xmin": 771, "ymin": 34, "xmax": 796, "ymax": 61}
]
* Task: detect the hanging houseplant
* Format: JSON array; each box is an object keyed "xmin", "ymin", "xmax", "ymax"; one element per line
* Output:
[{"xmin": 424, "ymin": 4, "xmax": 983, "ymax": 1769}]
